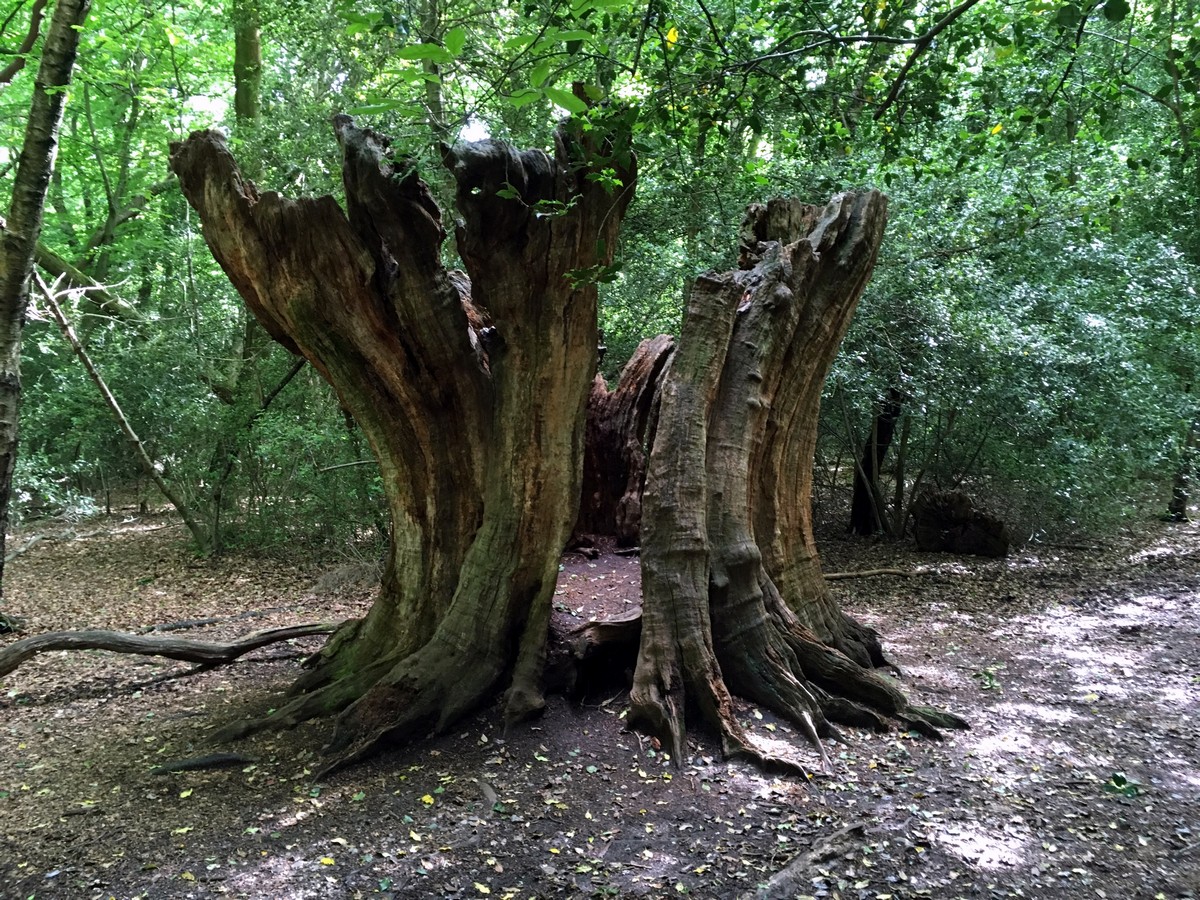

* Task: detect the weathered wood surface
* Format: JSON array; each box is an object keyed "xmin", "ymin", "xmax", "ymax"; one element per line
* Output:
[{"xmin": 0, "ymin": 623, "xmax": 336, "ymax": 678}]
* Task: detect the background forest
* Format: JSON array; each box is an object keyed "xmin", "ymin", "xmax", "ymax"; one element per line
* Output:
[{"xmin": 2, "ymin": 0, "xmax": 1198, "ymax": 557}]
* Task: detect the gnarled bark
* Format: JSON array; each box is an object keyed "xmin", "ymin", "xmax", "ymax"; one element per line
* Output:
[
  {"xmin": 170, "ymin": 116, "xmax": 634, "ymax": 773},
  {"xmin": 630, "ymin": 195, "xmax": 965, "ymax": 769}
]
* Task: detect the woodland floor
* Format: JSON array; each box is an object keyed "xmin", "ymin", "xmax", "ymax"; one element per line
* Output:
[{"xmin": 1, "ymin": 513, "xmax": 1199, "ymax": 900}]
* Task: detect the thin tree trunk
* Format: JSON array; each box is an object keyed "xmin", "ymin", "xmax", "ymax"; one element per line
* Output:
[
  {"xmin": 891, "ymin": 412, "xmax": 910, "ymax": 535},
  {"xmin": 418, "ymin": 0, "xmax": 450, "ymax": 142},
  {"xmin": 1168, "ymin": 412, "xmax": 1200, "ymax": 522},
  {"xmin": 233, "ymin": 0, "xmax": 262, "ymax": 124},
  {"xmin": 206, "ymin": 355, "xmax": 306, "ymax": 553},
  {"xmin": 38, "ymin": 276, "xmax": 214, "ymax": 553},
  {"xmin": 0, "ymin": 0, "xmax": 92, "ymax": 602},
  {"xmin": 849, "ymin": 388, "xmax": 903, "ymax": 536}
]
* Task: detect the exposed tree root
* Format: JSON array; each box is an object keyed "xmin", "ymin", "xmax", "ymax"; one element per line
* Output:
[
  {"xmin": 210, "ymin": 627, "xmax": 517, "ymax": 782},
  {"xmin": 211, "ymin": 652, "xmax": 392, "ymax": 744},
  {"xmin": 629, "ymin": 628, "xmax": 818, "ymax": 779}
]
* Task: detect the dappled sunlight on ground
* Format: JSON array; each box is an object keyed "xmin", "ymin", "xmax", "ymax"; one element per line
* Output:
[
  {"xmin": 1129, "ymin": 543, "xmax": 1183, "ymax": 564},
  {"xmin": 3, "ymin": 518, "xmax": 1200, "ymax": 897},
  {"xmin": 993, "ymin": 701, "xmax": 1079, "ymax": 726},
  {"xmin": 931, "ymin": 820, "xmax": 1032, "ymax": 869}
]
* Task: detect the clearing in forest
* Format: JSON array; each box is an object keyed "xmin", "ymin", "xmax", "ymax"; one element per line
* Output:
[{"xmin": 1, "ymin": 515, "xmax": 1198, "ymax": 899}]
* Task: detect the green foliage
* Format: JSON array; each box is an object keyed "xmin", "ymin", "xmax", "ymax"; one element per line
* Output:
[
  {"xmin": 3, "ymin": 0, "xmax": 1198, "ymax": 550},
  {"xmin": 1103, "ymin": 771, "xmax": 1142, "ymax": 797}
]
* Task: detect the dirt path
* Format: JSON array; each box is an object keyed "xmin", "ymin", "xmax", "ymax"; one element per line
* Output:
[{"xmin": 1, "ymin": 517, "xmax": 1198, "ymax": 899}]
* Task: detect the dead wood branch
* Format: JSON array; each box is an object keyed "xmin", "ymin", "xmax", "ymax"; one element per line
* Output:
[
  {"xmin": 568, "ymin": 606, "xmax": 643, "ymax": 653},
  {"xmin": 0, "ymin": 623, "xmax": 337, "ymax": 678},
  {"xmin": 38, "ymin": 274, "xmax": 213, "ymax": 551},
  {"xmin": 824, "ymin": 567, "xmax": 912, "ymax": 581},
  {"xmin": 741, "ymin": 823, "xmax": 865, "ymax": 899},
  {"xmin": 150, "ymin": 752, "xmax": 257, "ymax": 775},
  {"xmin": 4, "ymin": 534, "xmax": 42, "ymax": 563}
]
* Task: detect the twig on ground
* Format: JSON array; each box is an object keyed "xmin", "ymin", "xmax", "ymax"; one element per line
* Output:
[{"xmin": 824, "ymin": 568, "xmax": 912, "ymax": 580}]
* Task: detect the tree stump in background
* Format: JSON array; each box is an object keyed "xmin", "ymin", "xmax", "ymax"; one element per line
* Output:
[{"xmin": 912, "ymin": 489, "xmax": 1010, "ymax": 557}]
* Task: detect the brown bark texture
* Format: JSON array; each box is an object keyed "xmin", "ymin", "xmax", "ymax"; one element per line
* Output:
[
  {"xmin": 0, "ymin": 0, "xmax": 92, "ymax": 605},
  {"xmin": 629, "ymin": 194, "xmax": 965, "ymax": 771},
  {"xmin": 169, "ymin": 116, "xmax": 634, "ymax": 773},
  {"xmin": 576, "ymin": 334, "xmax": 674, "ymax": 545}
]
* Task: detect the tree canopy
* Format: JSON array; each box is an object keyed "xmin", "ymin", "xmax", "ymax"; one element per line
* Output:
[{"xmin": 0, "ymin": 0, "xmax": 1194, "ymax": 548}]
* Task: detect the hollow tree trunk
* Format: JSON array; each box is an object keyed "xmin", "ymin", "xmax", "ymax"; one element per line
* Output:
[
  {"xmin": 631, "ymin": 195, "xmax": 963, "ymax": 767},
  {"xmin": 576, "ymin": 334, "xmax": 674, "ymax": 546},
  {"xmin": 170, "ymin": 116, "xmax": 634, "ymax": 772}
]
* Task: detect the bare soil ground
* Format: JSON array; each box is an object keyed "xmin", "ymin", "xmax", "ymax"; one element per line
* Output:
[{"xmin": 1, "ymin": 514, "xmax": 1198, "ymax": 900}]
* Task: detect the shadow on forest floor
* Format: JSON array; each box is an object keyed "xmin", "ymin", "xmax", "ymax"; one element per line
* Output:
[{"xmin": 0, "ymin": 514, "xmax": 1197, "ymax": 899}]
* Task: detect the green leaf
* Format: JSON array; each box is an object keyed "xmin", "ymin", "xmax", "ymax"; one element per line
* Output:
[
  {"xmin": 1103, "ymin": 772, "xmax": 1141, "ymax": 797},
  {"xmin": 396, "ymin": 43, "xmax": 454, "ymax": 64},
  {"xmin": 531, "ymin": 60, "xmax": 551, "ymax": 88},
  {"xmin": 444, "ymin": 27, "xmax": 467, "ymax": 56},
  {"xmin": 346, "ymin": 101, "xmax": 419, "ymax": 116},
  {"xmin": 544, "ymin": 86, "xmax": 588, "ymax": 115},
  {"xmin": 1102, "ymin": 0, "xmax": 1130, "ymax": 21},
  {"xmin": 504, "ymin": 33, "xmax": 537, "ymax": 51},
  {"xmin": 1055, "ymin": 3, "xmax": 1081, "ymax": 28},
  {"xmin": 506, "ymin": 88, "xmax": 542, "ymax": 109}
]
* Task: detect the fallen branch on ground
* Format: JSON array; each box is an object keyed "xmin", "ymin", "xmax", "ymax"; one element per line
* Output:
[
  {"xmin": 4, "ymin": 535, "xmax": 43, "ymax": 563},
  {"xmin": 0, "ymin": 623, "xmax": 337, "ymax": 678},
  {"xmin": 150, "ymin": 752, "xmax": 257, "ymax": 775},
  {"xmin": 741, "ymin": 823, "xmax": 865, "ymax": 899},
  {"xmin": 140, "ymin": 605, "xmax": 314, "ymax": 634},
  {"xmin": 824, "ymin": 567, "xmax": 912, "ymax": 580}
]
